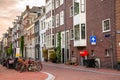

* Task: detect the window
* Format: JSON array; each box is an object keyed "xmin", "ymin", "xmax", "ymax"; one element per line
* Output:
[
  {"xmin": 56, "ymin": 14, "xmax": 59, "ymax": 27},
  {"xmin": 56, "ymin": 33, "xmax": 58, "ymax": 46},
  {"xmin": 41, "ymin": 20, "xmax": 43, "ymax": 30},
  {"xmin": 44, "ymin": 33, "xmax": 46, "ymax": 43},
  {"xmin": 43, "ymin": 19, "xmax": 45, "ymax": 29},
  {"xmin": 74, "ymin": 2, "xmax": 79, "ymax": 15},
  {"xmin": 41, "ymin": 34, "xmax": 43, "ymax": 43},
  {"xmin": 70, "ymin": 6, "xmax": 73, "ymax": 16},
  {"xmin": 55, "ymin": 0, "xmax": 59, "ymax": 8},
  {"xmin": 74, "ymin": 25, "xmax": 80, "ymax": 40},
  {"xmin": 91, "ymin": 50, "xmax": 95, "ymax": 56},
  {"xmin": 81, "ymin": 0, "xmax": 85, "ymax": 13},
  {"xmin": 102, "ymin": 18, "xmax": 111, "ymax": 32},
  {"xmin": 62, "ymin": 33, "xmax": 65, "ymax": 45},
  {"xmin": 52, "ymin": 35, "xmax": 54, "ymax": 46},
  {"xmin": 60, "ymin": 11, "xmax": 64, "ymax": 25},
  {"xmin": 105, "ymin": 49, "xmax": 110, "ymax": 57},
  {"xmin": 60, "ymin": 0, "xmax": 64, "ymax": 5},
  {"xmin": 66, "ymin": 31, "xmax": 70, "ymax": 44},
  {"xmin": 81, "ymin": 24, "xmax": 86, "ymax": 39},
  {"xmin": 52, "ymin": 0, "xmax": 55, "ymax": 9},
  {"xmin": 70, "ymin": 29, "xmax": 74, "ymax": 39},
  {"xmin": 52, "ymin": 16, "xmax": 55, "ymax": 27}
]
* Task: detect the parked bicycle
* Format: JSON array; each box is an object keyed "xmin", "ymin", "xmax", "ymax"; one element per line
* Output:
[{"xmin": 20, "ymin": 58, "xmax": 42, "ymax": 72}]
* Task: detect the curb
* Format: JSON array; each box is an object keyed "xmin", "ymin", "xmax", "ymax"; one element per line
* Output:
[
  {"xmin": 43, "ymin": 63, "xmax": 120, "ymax": 76},
  {"xmin": 42, "ymin": 72, "xmax": 55, "ymax": 80}
]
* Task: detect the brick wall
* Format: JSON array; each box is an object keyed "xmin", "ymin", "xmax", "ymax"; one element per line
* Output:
[{"xmin": 86, "ymin": 0, "xmax": 116, "ymax": 68}]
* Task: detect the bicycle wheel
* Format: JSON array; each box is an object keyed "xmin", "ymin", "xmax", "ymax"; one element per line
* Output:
[
  {"xmin": 16, "ymin": 63, "xmax": 21, "ymax": 71},
  {"xmin": 95, "ymin": 61, "xmax": 99, "ymax": 68},
  {"xmin": 36, "ymin": 61, "xmax": 43, "ymax": 72},
  {"xmin": 20, "ymin": 65, "xmax": 26, "ymax": 72}
]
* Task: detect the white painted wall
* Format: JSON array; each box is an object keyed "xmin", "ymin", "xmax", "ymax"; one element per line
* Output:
[{"xmin": 39, "ymin": 15, "xmax": 46, "ymax": 61}]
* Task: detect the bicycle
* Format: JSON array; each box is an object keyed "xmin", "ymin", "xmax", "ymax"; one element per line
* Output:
[
  {"xmin": 27, "ymin": 60, "xmax": 43, "ymax": 72},
  {"xmin": 20, "ymin": 59, "xmax": 43, "ymax": 72}
]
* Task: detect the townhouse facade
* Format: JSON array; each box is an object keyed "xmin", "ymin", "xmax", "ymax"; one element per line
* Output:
[
  {"xmin": 34, "ymin": 6, "xmax": 45, "ymax": 60},
  {"xmin": 2, "ymin": 33, "xmax": 8, "ymax": 58},
  {"xmin": 44, "ymin": 0, "xmax": 120, "ymax": 68},
  {"xmin": 12, "ymin": 16, "xmax": 22, "ymax": 57},
  {"xmin": 45, "ymin": 0, "xmax": 73, "ymax": 63},
  {"xmin": 39, "ymin": 11, "xmax": 46, "ymax": 61}
]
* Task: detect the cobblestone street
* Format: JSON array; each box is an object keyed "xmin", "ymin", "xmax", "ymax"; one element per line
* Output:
[
  {"xmin": 43, "ymin": 62, "xmax": 120, "ymax": 80},
  {"xmin": 0, "ymin": 65, "xmax": 48, "ymax": 80}
]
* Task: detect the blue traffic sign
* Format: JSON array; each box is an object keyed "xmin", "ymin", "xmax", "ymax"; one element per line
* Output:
[{"xmin": 90, "ymin": 36, "xmax": 96, "ymax": 45}]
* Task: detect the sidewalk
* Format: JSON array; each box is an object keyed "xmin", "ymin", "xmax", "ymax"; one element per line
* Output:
[
  {"xmin": 0, "ymin": 65, "xmax": 54, "ymax": 80},
  {"xmin": 43, "ymin": 62, "xmax": 120, "ymax": 76}
]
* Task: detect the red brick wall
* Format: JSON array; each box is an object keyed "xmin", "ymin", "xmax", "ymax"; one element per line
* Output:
[
  {"xmin": 86, "ymin": 0, "xmax": 116, "ymax": 68},
  {"xmin": 115, "ymin": 0, "xmax": 120, "ymax": 61}
]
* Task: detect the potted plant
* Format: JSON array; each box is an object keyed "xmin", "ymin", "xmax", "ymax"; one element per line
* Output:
[
  {"xmin": 117, "ymin": 61, "xmax": 120, "ymax": 71},
  {"xmin": 49, "ymin": 51, "xmax": 57, "ymax": 63},
  {"xmin": 42, "ymin": 48, "xmax": 48, "ymax": 62}
]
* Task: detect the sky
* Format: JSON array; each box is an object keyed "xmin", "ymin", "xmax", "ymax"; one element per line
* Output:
[{"xmin": 0, "ymin": 0, "xmax": 45, "ymax": 38}]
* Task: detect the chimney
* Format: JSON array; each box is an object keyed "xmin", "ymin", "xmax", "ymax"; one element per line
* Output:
[{"xmin": 26, "ymin": 5, "xmax": 30, "ymax": 11}]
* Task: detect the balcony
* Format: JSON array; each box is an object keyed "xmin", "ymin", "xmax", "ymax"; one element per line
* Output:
[{"xmin": 74, "ymin": 39, "xmax": 86, "ymax": 47}]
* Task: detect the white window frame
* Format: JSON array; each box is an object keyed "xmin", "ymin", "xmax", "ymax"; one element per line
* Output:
[
  {"xmin": 80, "ymin": 0, "xmax": 85, "ymax": 13},
  {"xmin": 74, "ymin": 24, "xmax": 80, "ymax": 40},
  {"xmin": 81, "ymin": 23, "xmax": 86, "ymax": 39},
  {"xmin": 55, "ymin": 0, "xmax": 59, "ymax": 8},
  {"xmin": 66, "ymin": 31, "xmax": 70, "ymax": 44},
  {"xmin": 60, "ymin": 11, "xmax": 64, "ymax": 25},
  {"xmin": 74, "ymin": 2, "xmax": 79, "ymax": 15},
  {"xmin": 60, "ymin": 0, "xmax": 64, "ymax": 5},
  {"xmin": 102, "ymin": 18, "xmax": 111, "ymax": 32},
  {"xmin": 56, "ymin": 14, "xmax": 59, "ymax": 27},
  {"xmin": 70, "ymin": 6, "xmax": 73, "ymax": 17},
  {"xmin": 56, "ymin": 33, "xmax": 58, "ymax": 47},
  {"xmin": 70, "ymin": 29, "xmax": 74, "ymax": 40},
  {"xmin": 105, "ymin": 49, "xmax": 110, "ymax": 57},
  {"xmin": 61, "ymin": 33, "xmax": 65, "ymax": 46}
]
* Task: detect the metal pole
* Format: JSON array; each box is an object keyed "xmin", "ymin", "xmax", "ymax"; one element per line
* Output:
[{"xmin": 64, "ymin": 0, "xmax": 67, "ymax": 64}]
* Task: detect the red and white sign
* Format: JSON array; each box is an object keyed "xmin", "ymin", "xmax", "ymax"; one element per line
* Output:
[{"xmin": 80, "ymin": 50, "xmax": 88, "ymax": 57}]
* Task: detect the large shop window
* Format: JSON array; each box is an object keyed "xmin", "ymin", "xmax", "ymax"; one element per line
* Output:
[{"xmin": 74, "ymin": 24, "xmax": 80, "ymax": 40}]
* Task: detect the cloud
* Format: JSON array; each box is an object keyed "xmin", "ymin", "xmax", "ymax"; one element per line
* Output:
[
  {"xmin": 0, "ymin": 0, "xmax": 18, "ymax": 10},
  {"xmin": 0, "ymin": 0, "xmax": 45, "ymax": 38}
]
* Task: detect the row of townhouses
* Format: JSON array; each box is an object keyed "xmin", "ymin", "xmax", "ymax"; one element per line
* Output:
[{"xmin": 1, "ymin": 0, "xmax": 120, "ymax": 69}]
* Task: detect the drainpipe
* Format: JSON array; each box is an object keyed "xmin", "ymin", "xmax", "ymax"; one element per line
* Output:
[
  {"xmin": 53, "ymin": 0, "xmax": 56, "ymax": 49},
  {"xmin": 64, "ymin": 0, "xmax": 67, "ymax": 64}
]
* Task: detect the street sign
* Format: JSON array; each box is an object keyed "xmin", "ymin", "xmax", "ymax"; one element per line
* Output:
[{"xmin": 90, "ymin": 36, "xmax": 96, "ymax": 45}]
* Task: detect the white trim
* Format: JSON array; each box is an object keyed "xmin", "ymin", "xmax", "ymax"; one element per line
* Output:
[
  {"xmin": 102, "ymin": 18, "xmax": 111, "ymax": 33},
  {"xmin": 70, "ymin": 6, "xmax": 73, "ymax": 17}
]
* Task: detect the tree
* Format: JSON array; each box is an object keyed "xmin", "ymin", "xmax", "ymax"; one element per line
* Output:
[
  {"xmin": 56, "ymin": 32, "xmax": 61, "ymax": 63},
  {"xmin": 7, "ymin": 44, "xmax": 12, "ymax": 56},
  {"xmin": 20, "ymin": 36, "xmax": 24, "ymax": 57}
]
